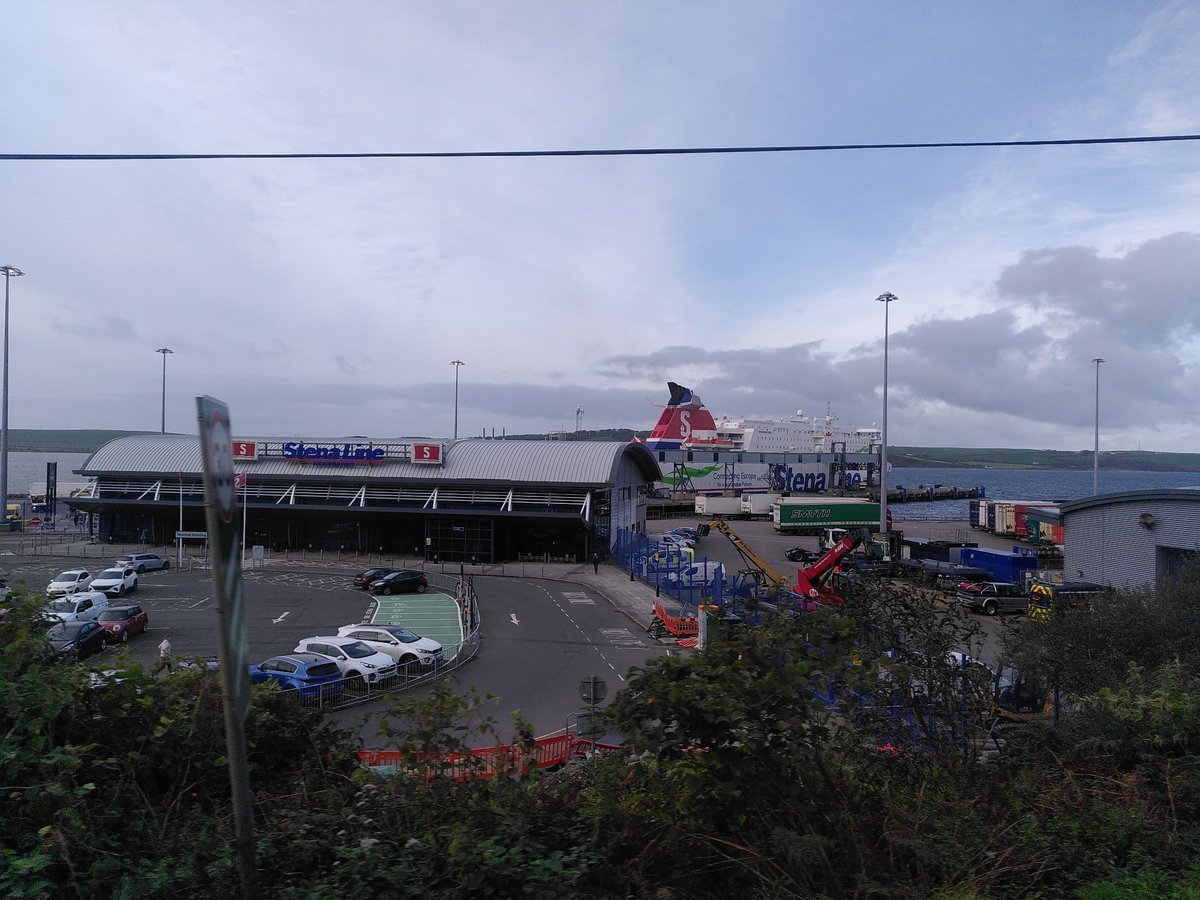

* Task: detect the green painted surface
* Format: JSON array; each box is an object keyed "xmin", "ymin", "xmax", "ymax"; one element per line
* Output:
[{"xmin": 371, "ymin": 592, "xmax": 465, "ymax": 661}]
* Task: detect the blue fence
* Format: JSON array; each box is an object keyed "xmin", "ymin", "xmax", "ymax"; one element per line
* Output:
[{"xmin": 610, "ymin": 526, "xmax": 783, "ymax": 615}]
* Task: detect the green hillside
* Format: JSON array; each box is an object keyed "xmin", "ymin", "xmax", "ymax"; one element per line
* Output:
[{"xmin": 6, "ymin": 429, "xmax": 157, "ymax": 453}]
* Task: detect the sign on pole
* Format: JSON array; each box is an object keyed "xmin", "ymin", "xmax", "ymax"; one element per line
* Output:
[{"xmin": 195, "ymin": 395, "xmax": 257, "ymax": 893}]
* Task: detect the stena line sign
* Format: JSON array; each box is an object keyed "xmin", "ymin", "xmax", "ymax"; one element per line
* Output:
[{"xmin": 282, "ymin": 441, "xmax": 386, "ymax": 464}]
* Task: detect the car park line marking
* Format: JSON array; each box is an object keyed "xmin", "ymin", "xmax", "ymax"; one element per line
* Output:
[
  {"xmin": 510, "ymin": 613, "xmax": 520, "ymax": 625},
  {"xmin": 273, "ymin": 611, "xmax": 290, "ymax": 624}
]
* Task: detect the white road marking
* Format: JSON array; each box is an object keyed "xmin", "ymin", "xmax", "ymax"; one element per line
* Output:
[
  {"xmin": 510, "ymin": 613, "xmax": 520, "ymax": 625},
  {"xmin": 273, "ymin": 611, "xmax": 290, "ymax": 624},
  {"xmin": 563, "ymin": 592, "xmax": 595, "ymax": 605}
]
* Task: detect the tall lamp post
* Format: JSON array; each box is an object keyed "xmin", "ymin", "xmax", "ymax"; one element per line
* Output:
[
  {"xmin": 0, "ymin": 265, "xmax": 25, "ymax": 522},
  {"xmin": 876, "ymin": 292, "xmax": 898, "ymax": 536},
  {"xmin": 156, "ymin": 347, "xmax": 173, "ymax": 433},
  {"xmin": 1092, "ymin": 357, "xmax": 1104, "ymax": 494},
  {"xmin": 450, "ymin": 359, "xmax": 465, "ymax": 439}
]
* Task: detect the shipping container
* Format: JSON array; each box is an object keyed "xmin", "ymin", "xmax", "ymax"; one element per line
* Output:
[
  {"xmin": 772, "ymin": 497, "xmax": 880, "ymax": 534},
  {"xmin": 695, "ymin": 495, "xmax": 743, "ymax": 517},
  {"xmin": 739, "ymin": 492, "xmax": 781, "ymax": 518},
  {"xmin": 958, "ymin": 547, "xmax": 1040, "ymax": 585}
]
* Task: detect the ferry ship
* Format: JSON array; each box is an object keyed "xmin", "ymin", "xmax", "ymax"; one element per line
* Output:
[{"xmin": 640, "ymin": 382, "xmax": 880, "ymax": 454}]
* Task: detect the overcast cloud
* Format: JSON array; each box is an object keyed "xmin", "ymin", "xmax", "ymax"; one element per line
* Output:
[{"xmin": 3, "ymin": 2, "xmax": 1198, "ymax": 450}]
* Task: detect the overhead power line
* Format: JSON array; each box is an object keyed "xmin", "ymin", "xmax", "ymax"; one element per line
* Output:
[{"xmin": 1, "ymin": 133, "xmax": 1198, "ymax": 162}]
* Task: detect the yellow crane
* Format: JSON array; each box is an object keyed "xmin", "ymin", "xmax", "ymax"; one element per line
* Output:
[{"xmin": 701, "ymin": 518, "xmax": 793, "ymax": 596}]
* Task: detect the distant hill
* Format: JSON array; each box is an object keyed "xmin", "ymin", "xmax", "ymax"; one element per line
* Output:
[
  {"xmin": 6, "ymin": 429, "xmax": 157, "ymax": 453},
  {"xmin": 14, "ymin": 429, "xmax": 1200, "ymax": 473},
  {"xmin": 890, "ymin": 447, "xmax": 1200, "ymax": 472}
]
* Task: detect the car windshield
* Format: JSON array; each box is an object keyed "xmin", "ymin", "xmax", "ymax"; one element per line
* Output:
[
  {"xmin": 97, "ymin": 609, "xmax": 129, "ymax": 622},
  {"xmin": 54, "ymin": 572, "xmax": 80, "ymax": 582},
  {"xmin": 98, "ymin": 569, "xmax": 124, "ymax": 579},
  {"xmin": 47, "ymin": 622, "xmax": 81, "ymax": 639},
  {"xmin": 380, "ymin": 626, "xmax": 420, "ymax": 642},
  {"xmin": 47, "ymin": 599, "xmax": 76, "ymax": 613},
  {"xmin": 341, "ymin": 641, "xmax": 375, "ymax": 659}
]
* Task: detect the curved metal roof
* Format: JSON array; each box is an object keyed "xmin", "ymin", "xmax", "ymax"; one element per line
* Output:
[
  {"xmin": 1058, "ymin": 487, "xmax": 1200, "ymax": 515},
  {"xmin": 80, "ymin": 435, "xmax": 661, "ymax": 487}
]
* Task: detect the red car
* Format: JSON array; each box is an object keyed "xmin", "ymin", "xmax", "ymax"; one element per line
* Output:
[{"xmin": 96, "ymin": 604, "xmax": 149, "ymax": 643}]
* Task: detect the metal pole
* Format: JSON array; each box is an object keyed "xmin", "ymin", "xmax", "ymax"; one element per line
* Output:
[
  {"xmin": 157, "ymin": 347, "xmax": 173, "ymax": 433},
  {"xmin": 0, "ymin": 266, "xmax": 25, "ymax": 523},
  {"xmin": 1092, "ymin": 357, "xmax": 1104, "ymax": 494},
  {"xmin": 876, "ymin": 292, "xmax": 897, "ymax": 535},
  {"xmin": 450, "ymin": 359, "xmax": 465, "ymax": 439}
]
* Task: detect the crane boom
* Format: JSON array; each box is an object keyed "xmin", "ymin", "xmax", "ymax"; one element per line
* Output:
[{"xmin": 704, "ymin": 518, "xmax": 792, "ymax": 595}]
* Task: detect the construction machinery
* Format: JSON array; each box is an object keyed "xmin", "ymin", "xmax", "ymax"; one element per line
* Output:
[{"xmin": 700, "ymin": 519, "xmax": 874, "ymax": 605}]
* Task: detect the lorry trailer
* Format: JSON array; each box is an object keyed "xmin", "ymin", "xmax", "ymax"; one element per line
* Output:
[{"xmin": 772, "ymin": 497, "xmax": 881, "ymax": 535}]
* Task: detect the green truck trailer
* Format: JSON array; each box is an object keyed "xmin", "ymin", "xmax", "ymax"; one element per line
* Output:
[{"xmin": 772, "ymin": 498, "xmax": 881, "ymax": 534}]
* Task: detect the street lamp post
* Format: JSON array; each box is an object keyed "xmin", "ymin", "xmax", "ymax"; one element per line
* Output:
[
  {"xmin": 157, "ymin": 347, "xmax": 173, "ymax": 433},
  {"xmin": 876, "ymin": 292, "xmax": 898, "ymax": 536},
  {"xmin": 1092, "ymin": 357, "xmax": 1104, "ymax": 494},
  {"xmin": 450, "ymin": 359, "xmax": 465, "ymax": 439},
  {"xmin": 0, "ymin": 265, "xmax": 25, "ymax": 522}
]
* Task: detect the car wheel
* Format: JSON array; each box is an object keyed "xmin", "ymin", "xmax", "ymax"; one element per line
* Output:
[
  {"xmin": 382, "ymin": 586, "xmax": 393, "ymax": 596},
  {"xmin": 137, "ymin": 565, "xmax": 146, "ymax": 574},
  {"xmin": 399, "ymin": 654, "xmax": 418, "ymax": 667},
  {"xmin": 346, "ymin": 671, "xmax": 364, "ymax": 692},
  {"xmin": 983, "ymin": 600, "xmax": 997, "ymax": 616},
  {"xmin": 163, "ymin": 561, "xmax": 170, "ymax": 570},
  {"xmin": 120, "ymin": 630, "xmax": 129, "ymax": 643},
  {"xmin": 416, "ymin": 583, "xmax": 427, "ymax": 593},
  {"xmin": 116, "ymin": 586, "xmax": 125, "ymax": 597}
]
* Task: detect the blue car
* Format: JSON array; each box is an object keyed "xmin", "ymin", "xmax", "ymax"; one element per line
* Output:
[{"xmin": 248, "ymin": 652, "xmax": 344, "ymax": 698}]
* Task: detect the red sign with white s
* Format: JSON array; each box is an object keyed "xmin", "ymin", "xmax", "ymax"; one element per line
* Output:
[
  {"xmin": 232, "ymin": 441, "xmax": 258, "ymax": 460},
  {"xmin": 412, "ymin": 443, "xmax": 443, "ymax": 464}
]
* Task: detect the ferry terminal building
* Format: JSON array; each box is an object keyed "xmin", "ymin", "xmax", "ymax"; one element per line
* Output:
[{"xmin": 68, "ymin": 435, "xmax": 661, "ymax": 563}]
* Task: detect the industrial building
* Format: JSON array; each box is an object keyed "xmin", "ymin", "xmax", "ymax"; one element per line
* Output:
[
  {"xmin": 1056, "ymin": 488, "xmax": 1200, "ymax": 588},
  {"xmin": 67, "ymin": 434, "xmax": 661, "ymax": 563}
]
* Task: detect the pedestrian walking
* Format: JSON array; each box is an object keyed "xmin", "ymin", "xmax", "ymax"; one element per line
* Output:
[
  {"xmin": 156, "ymin": 634, "xmax": 174, "ymax": 674},
  {"xmin": 591, "ymin": 551, "xmax": 600, "ymax": 574}
]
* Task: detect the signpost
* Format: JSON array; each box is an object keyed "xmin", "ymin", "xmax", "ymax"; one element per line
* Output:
[{"xmin": 195, "ymin": 395, "xmax": 257, "ymax": 894}]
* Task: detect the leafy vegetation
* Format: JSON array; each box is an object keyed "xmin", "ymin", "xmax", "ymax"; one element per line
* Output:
[{"xmin": 5, "ymin": 564, "xmax": 1200, "ymax": 897}]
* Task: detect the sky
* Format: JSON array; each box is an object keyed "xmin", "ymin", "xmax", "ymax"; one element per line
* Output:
[{"xmin": 2, "ymin": 2, "xmax": 1198, "ymax": 451}]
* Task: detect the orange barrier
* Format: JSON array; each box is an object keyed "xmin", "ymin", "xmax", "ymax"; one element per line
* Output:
[
  {"xmin": 652, "ymin": 601, "xmax": 699, "ymax": 636},
  {"xmin": 360, "ymin": 734, "xmax": 620, "ymax": 780}
]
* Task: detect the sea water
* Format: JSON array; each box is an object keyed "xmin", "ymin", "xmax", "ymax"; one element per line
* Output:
[{"xmin": 889, "ymin": 467, "xmax": 1200, "ymax": 521}]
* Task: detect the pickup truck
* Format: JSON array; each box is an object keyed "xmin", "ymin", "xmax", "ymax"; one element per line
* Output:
[{"xmin": 955, "ymin": 581, "xmax": 1026, "ymax": 616}]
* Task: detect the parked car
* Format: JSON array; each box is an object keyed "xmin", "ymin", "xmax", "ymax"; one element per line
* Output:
[
  {"xmin": 46, "ymin": 569, "xmax": 94, "ymax": 598},
  {"xmin": 956, "ymin": 581, "xmax": 1026, "ymax": 616},
  {"xmin": 248, "ymin": 652, "xmax": 344, "ymax": 698},
  {"xmin": 44, "ymin": 591, "xmax": 109, "ymax": 624},
  {"xmin": 353, "ymin": 567, "xmax": 397, "ymax": 589},
  {"xmin": 657, "ymin": 533, "xmax": 695, "ymax": 549},
  {"xmin": 668, "ymin": 526, "xmax": 701, "ymax": 541},
  {"xmin": 665, "ymin": 562, "xmax": 725, "ymax": 589},
  {"xmin": 90, "ymin": 567, "xmax": 139, "ymax": 597},
  {"xmin": 368, "ymin": 570, "xmax": 429, "ymax": 595},
  {"xmin": 336, "ymin": 624, "xmax": 444, "ymax": 666},
  {"xmin": 96, "ymin": 604, "xmax": 149, "ymax": 643},
  {"xmin": 47, "ymin": 620, "xmax": 107, "ymax": 660},
  {"xmin": 115, "ymin": 553, "xmax": 171, "ymax": 573},
  {"xmin": 292, "ymin": 636, "xmax": 398, "ymax": 684},
  {"xmin": 785, "ymin": 546, "xmax": 823, "ymax": 563}
]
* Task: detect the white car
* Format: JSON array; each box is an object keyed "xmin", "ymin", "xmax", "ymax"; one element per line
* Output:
[
  {"xmin": 657, "ymin": 533, "xmax": 695, "ymax": 549},
  {"xmin": 44, "ymin": 590, "xmax": 109, "ymax": 624},
  {"xmin": 115, "ymin": 553, "xmax": 171, "ymax": 573},
  {"xmin": 292, "ymin": 636, "xmax": 398, "ymax": 684},
  {"xmin": 47, "ymin": 569, "xmax": 94, "ymax": 598},
  {"xmin": 90, "ymin": 567, "xmax": 139, "ymax": 598},
  {"xmin": 335, "ymin": 624, "xmax": 444, "ymax": 667},
  {"xmin": 666, "ymin": 562, "xmax": 725, "ymax": 588}
]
